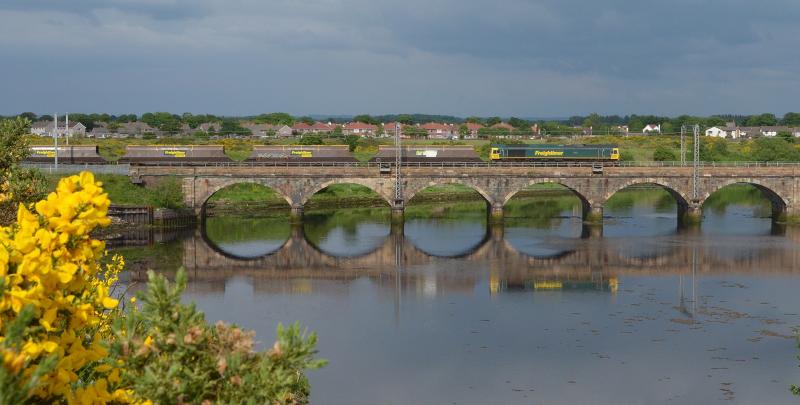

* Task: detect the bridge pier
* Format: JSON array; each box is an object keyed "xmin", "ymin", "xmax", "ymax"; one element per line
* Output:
[
  {"xmin": 678, "ymin": 203, "xmax": 702, "ymax": 227},
  {"xmin": 772, "ymin": 203, "xmax": 796, "ymax": 224},
  {"xmin": 290, "ymin": 222, "xmax": 305, "ymax": 240},
  {"xmin": 584, "ymin": 204, "xmax": 603, "ymax": 224},
  {"xmin": 489, "ymin": 203, "xmax": 504, "ymax": 224},
  {"xmin": 290, "ymin": 205, "xmax": 304, "ymax": 224},
  {"xmin": 391, "ymin": 205, "xmax": 404, "ymax": 225},
  {"xmin": 489, "ymin": 221, "xmax": 504, "ymax": 241},
  {"xmin": 581, "ymin": 224, "xmax": 603, "ymax": 238}
]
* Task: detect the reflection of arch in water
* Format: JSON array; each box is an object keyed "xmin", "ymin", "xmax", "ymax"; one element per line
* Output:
[
  {"xmin": 199, "ymin": 224, "xmax": 290, "ymax": 261},
  {"xmin": 406, "ymin": 224, "xmax": 492, "ymax": 258},
  {"xmin": 501, "ymin": 237, "xmax": 578, "ymax": 260},
  {"xmin": 700, "ymin": 181, "xmax": 787, "ymax": 218},
  {"xmin": 612, "ymin": 237, "xmax": 682, "ymax": 263},
  {"xmin": 302, "ymin": 226, "xmax": 390, "ymax": 259}
]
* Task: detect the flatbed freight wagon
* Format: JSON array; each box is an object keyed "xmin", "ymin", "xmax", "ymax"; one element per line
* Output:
[
  {"xmin": 369, "ymin": 146, "xmax": 482, "ymax": 164},
  {"xmin": 24, "ymin": 145, "xmax": 107, "ymax": 164},
  {"xmin": 246, "ymin": 145, "xmax": 357, "ymax": 162},
  {"xmin": 119, "ymin": 145, "xmax": 230, "ymax": 164}
]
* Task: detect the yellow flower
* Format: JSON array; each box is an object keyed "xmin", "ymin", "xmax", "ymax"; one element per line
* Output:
[
  {"xmin": 101, "ymin": 297, "xmax": 119, "ymax": 310},
  {"xmin": 0, "ymin": 172, "xmax": 132, "ymax": 402}
]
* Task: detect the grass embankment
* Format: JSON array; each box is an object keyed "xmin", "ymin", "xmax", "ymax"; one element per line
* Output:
[{"xmin": 44, "ymin": 173, "xmax": 184, "ymax": 208}]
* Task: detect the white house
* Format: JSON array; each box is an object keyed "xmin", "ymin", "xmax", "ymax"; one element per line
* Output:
[
  {"xmin": 29, "ymin": 121, "xmax": 86, "ymax": 137},
  {"xmin": 30, "ymin": 121, "xmax": 50, "ymax": 136},
  {"xmin": 705, "ymin": 127, "xmax": 729, "ymax": 138},
  {"xmin": 759, "ymin": 126, "xmax": 793, "ymax": 137},
  {"xmin": 642, "ymin": 124, "xmax": 661, "ymax": 134}
]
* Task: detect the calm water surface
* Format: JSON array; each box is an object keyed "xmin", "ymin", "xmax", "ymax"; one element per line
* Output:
[{"xmin": 118, "ymin": 189, "xmax": 800, "ymax": 404}]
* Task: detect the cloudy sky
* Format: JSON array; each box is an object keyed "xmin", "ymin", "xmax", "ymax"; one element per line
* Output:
[{"xmin": 1, "ymin": 0, "xmax": 798, "ymax": 117}]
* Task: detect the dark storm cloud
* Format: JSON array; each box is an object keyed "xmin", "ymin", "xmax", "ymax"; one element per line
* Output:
[
  {"xmin": 0, "ymin": 0, "xmax": 209, "ymax": 21},
  {"xmin": 1, "ymin": 0, "xmax": 798, "ymax": 116}
]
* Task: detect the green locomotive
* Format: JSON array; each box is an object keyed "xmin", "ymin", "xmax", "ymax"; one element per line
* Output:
[{"xmin": 490, "ymin": 144, "xmax": 620, "ymax": 162}]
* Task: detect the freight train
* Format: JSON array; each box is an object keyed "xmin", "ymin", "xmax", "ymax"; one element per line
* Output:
[
  {"xmin": 23, "ymin": 144, "xmax": 621, "ymax": 165},
  {"xmin": 490, "ymin": 144, "xmax": 620, "ymax": 162}
]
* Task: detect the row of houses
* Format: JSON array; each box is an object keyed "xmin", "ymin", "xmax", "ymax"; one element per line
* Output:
[
  {"xmin": 705, "ymin": 123, "xmax": 800, "ymax": 139},
  {"xmin": 37, "ymin": 119, "xmax": 738, "ymax": 139},
  {"xmin": 35, "ymin": 120, "xmax": 541, "ymax": 139}
]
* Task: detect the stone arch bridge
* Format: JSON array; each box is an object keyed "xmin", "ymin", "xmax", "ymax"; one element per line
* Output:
[{"xmin": 130, "ymin": 165, "xmax": 800, "ymax": 224}]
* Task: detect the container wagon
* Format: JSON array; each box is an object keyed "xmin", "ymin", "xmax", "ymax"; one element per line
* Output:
[
  {"xmin": 24, "ymin": 145, "xmax": 106, "ymax": 164},
  {"xmin": 119, "ymin": 145, "xmax": 230, "ymax": 164},
  {"xmin": 369, "ymin": 146, "xmax": 482, "ymax": 164},
  {"xmin": 490, "ymin": 144, "xmax": 619, "ymax": 162},
  {"xmin": 246, "ymin": 145, "xmax": 357, "ymax": 163}
]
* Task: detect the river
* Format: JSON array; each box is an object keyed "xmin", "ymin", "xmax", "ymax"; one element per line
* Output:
[{"xmin": 115, "ymin": 186, "xmax": 800, "ymax": 404}]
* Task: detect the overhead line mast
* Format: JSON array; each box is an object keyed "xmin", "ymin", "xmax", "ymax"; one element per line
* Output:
[{"xmin": 394, "ymin": 122, "xmax": 402, "ymax": 205}]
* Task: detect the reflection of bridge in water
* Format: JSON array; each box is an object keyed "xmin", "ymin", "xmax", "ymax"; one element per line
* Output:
[
  {"xmin": 119, "ymin": 223, "xmax": 800, "ymax": 304},
  {"xmin": 149, "ymin": 224, "xmax": 800, "ymax": 284}
]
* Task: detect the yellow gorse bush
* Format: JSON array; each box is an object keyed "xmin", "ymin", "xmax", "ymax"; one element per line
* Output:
[{"xmin": 0, "ymin": 172, "xmax": 138, "ymax": 404}]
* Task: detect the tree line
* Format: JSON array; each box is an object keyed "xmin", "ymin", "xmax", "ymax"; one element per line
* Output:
[{"xmin": 10, "ymin": 111, "xmax": 800, "ymax": 136}]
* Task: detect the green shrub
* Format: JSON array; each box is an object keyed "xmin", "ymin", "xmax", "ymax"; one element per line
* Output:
[
  {"xmin": 112, "ymin": 269, "xmax": 326, "ymax": 404},
  {"xmin": 619, "ymin": 150, "xmax": 635, "ymax": 161},
  {"xmin": 653, "ymin": 146, "xmax": 677, "ymax": 161},
  {"xmin": 298, "ymin": 135, "xmax": 324, "ymax": 145},
  {"xmin": 150, "ymin": 176, "xmax": 185, "ymax": 209}
]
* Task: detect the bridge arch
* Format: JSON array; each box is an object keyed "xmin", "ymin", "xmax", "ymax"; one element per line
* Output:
[
  {"xmin": 404, "ymin": 180, "xmax": 495, "ymax": 206},
  {"xmin": 200, "ymin": 179, "xmax": 294, "ymax": 209},
  {"xmin": 501, "ymin": 179, "xmax": 592, "ymax": 213},
  {"xmin": 602, "ymin": 179, "xmax": 691, "ymax": 209},
  {"xmin": 699, "ymin": 179, "xmax": 788, "ymax": 220},
  {"xmin": 300, "ymin": 179, "xmax": 393, "ymax": 207}
]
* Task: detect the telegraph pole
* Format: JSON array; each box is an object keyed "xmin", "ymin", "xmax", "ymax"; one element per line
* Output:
[
  {"xmin": 65, "ymin": 112, "xmax": 69, "ymax": 146},
  {"xmin": 53, "ymin": 113, "xmax": 58, "ymax": 170}
]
